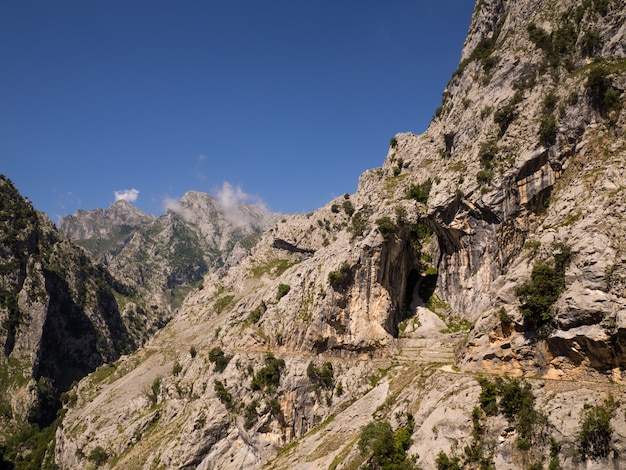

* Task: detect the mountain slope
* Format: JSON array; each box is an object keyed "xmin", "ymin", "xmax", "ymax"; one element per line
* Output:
[
  {"xmin": 0, "ymin": 175, "xmax": 162, "ymax": 468},
  {"xmin": 54, "ymin": 0, "xmax": 626, "ymax": 468}
]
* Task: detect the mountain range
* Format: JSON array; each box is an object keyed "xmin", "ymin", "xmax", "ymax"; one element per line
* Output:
[{"xmin": 1, "ymin": 0, "xmax": 626, "ymax": 468}]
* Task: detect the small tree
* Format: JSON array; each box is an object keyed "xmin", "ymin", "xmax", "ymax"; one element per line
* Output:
[
  {"xmin": 209, "ymin": 347, "xmax": 229, "ymax": 373},
  {"xmin": 578, "ymin": 395, "xmax": 617, "ymax": 460},
  {"xmin": 214, "ymin": 380, "xmax": 233, "ymax": 409},
  {"xmin": 376, "ymin": 216, "xmax": 396, "ymax": 241},
  {"xmin": 406, "ymin": 178, "xmax": 432, "ymax": 204}
]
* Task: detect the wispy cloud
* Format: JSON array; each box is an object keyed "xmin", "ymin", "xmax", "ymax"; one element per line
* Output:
[
  {"xmin": 195, "ymin": 154, "xmax": 207, "ymax": 181},
  {"xmin": 114, "ymin": 188, "xmax": 139, "ymax": 203},
  {"xmin": 215, "ymin": 182, "xmax": 270, "ymax": 227},
  {"xmin": 162, "ymin": 196, "xmax": 196, "ymax": 222}
]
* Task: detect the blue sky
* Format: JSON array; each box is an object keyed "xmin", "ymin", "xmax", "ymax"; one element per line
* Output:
[{"xmin": 1, "ymin": 1, "xmax": 475, "ymax": 220}]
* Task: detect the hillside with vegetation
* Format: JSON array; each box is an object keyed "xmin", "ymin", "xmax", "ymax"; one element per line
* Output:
[{"xmin": 2, "ymin": 0, "xmax": 626, "ymax": 468}]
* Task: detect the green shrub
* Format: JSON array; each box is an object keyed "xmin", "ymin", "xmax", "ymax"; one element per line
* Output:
[
  {"xmin": 276, "ymin": 283, "xmax": 290, "ymax": 300},
  {"xmin": 527, "ymin": 23, "xmax": 551, "ymax": 51},
  {"xmin": 549, "ymin": 436, "xmax": 561, "ymax": 469},
  {"xmin": 251, "ymin": 353, "xmax": 285, "ymax": 391},
  {"xmin": 148, "ymin": 377, "xmax": 160, "ymax": 406},
  {"xmin": 214, "ymin": 380, "xmax": 233, "ymax": 408},
  {"xmin": 552, "ymin": 23, "xmax": 577, "ymax": 57},
  {"xmin": 189, "ymin": 346, "xmax": 197, "ymax": 358},
  {"xmin": 436, "ymin": 450, "xmax": 461, "ymax": 470},
  {"xmin": 406, "ymin": 178, "xmax": 432, "ymax": 204},
  {"xmin": 307, "ymin": 361, "xmax": 334, "ymax": 389},
  {"xmin": 342, "ymin": 199, "xmax": 355, "ymax": 216},
  {"xmin": 578, "ymin": 395, "xmax": 617, "ymax": 459},
  {"xmin": 172, "ymin": 361, "xmax": 182, "ymax": 376},
  {"xmin": 477, "ymin": 377, "xmax": 544, "ymax": 448},
  {"xmin": 244, "ymin": 401, "xmax": 259, "ymax": 429},
  {"xmin": 358, "ymin": 420, "xmax": 415, "ymax": 469},
  {"xmin": 477, "ymin": 377, "xmax": 499, "ymax": 416},
  {"xmin": 585, "ymin": 65, "xmax": 620, "ymax": 112},
  {"xmin": 411, "ymin": 220, "xmax": 432, "ymax": 242},
  {"xmin": 390, "ymin": 136, "xmax": 398, "ymax": 148},
  {"xmin": 376, "ymin": 216, "xmax": 397, "ymax": 241},
  {"xmin": 328, "ymin": 262, "xmax": 353, "ymax": 291},
  {"xmin": 593, "ymin": 0, "xmax": 609, "ymax": 15},
  {"xmin": 516, "ymin": 262, "xmax": 562, "ymax": 324},
  {"xmin": 498, "ymin": 307, "xmax": 513, "ymax": 325},
  {"xmin": 494, "ymin": 92, "xmax": 523, "ymax": 137},
  {"xmin": 209, "ymin": 347, "xmax": 229, "ymax": 373},
  {"xmin": 476, "ymin": 170, "xmax": 493, "ymax": 185},
  {"xmin": 248, "ymin": 301, "xmax": 267, "ymax": 324},
  {"xmin": 478, "ymin": 140, "xmax": 499, "ymax": 170},
  {"xmin": 542, "ymin": 92, "xmax": 558, "ymax": 114},
  {"xmin": 349, "ymin": 211, "xmax": 370, "ymax": 239},
  {"xmin": 539, "ymin": 114, "xmax": 557, "ymax": 146},
  {"xmin": 87, "ymin": 446, "xmax": 109, "ymax": 466},
  {"xmin": 395, "ymin": 205, "xmax": 408, "ymax": 224}
]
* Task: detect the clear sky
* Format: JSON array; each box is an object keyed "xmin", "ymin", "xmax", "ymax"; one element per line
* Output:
[{"xmin": 1, "ymin": 1, "xmax": 475, "ymax": 221}]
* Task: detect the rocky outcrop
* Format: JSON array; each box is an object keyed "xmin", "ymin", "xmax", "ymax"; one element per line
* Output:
[{"xmin": 0, "ymin": 176, "xmax": 145, "ymax": 434}]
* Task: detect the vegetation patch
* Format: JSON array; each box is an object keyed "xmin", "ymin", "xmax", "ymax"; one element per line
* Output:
[
  {"xmin": 328, "ymin": 262, "xmax": 353, "ymax": 292},
  {"xmin": 406, "ymin": 178, "xmax": 432, "ymax": 204},
  {"xmin": 578, "ymin": 394, "xmax": 618, "ymax": 460},
  {"xmin": 276, "ymin": 283, "xmax": 290, "ymax": 300},
  {"xmin": 214, "ymin": 380, "xmax": 234, "ymax": 409},
  {"xmin": 357, "ymin": 418, "xmax": 416, "ymax": 469},
  {"xmin": 250, "ymin": 353, "xmax": 285, "ymax": 392},
  {"xmin": 515, "ymin": 245, "xmax": 571, "ymax": 327},
  {"xmin": 248, "ymin": 301, "xmax": 267, "ymax": 324},
  {"xmin": 307, "ymin": 361, "xmax": 334, "ymax": 390},
  {"xmin": 209, "ymin": 347, "xmax": 229, "ymax": 373},
  {"xmin": 250, "ymin": 259, "xmax": 299, "ymax": 278},
  {"xmin": 214, "ymin": 294, "xmax": 234, "ymax": 314},
  {"xmin": 376, "ymin": 216, "xmax": 396, "ymax": 241},
  {"xmin": 349, "ymin": 211, "xmax": 370, "ymax": 240}
]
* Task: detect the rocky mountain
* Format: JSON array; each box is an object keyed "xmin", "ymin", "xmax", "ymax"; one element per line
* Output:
[
  {"xmin": 0, "ymin": 175, "xmax": 161, "ymax": 467},
  {"xmin": 59, "ymin": 191, "xmax": 276, "ymax": 316},
  {"xmin": 6, "ymin": 0, "xmax": 626, "ymax": 468}
]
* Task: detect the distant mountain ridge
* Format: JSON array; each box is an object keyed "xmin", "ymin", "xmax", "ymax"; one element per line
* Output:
[{"xmin": 59, "ymin": 191, "xmax": 279, "ymax": 314}]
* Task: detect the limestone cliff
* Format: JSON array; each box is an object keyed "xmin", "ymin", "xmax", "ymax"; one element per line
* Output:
[
  {"xmin": 0, "ymin": 175, "xmax": 151, "ymax": 443},
  {"xmin": 48, "ymin": 0, "xmax": 626, "ymax": 468}
]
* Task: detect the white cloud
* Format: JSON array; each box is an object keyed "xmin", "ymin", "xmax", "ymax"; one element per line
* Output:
[
  {"xmin": 162, "ymin": 196, "xmax": 196, "ymax": 222},
  {"xmin": 114, "ymin": 188, "xmax": 139, "ymax": 203},
  {"xmin": 215, "ymin": 182, "xmax": 270, "ymax": 227}
]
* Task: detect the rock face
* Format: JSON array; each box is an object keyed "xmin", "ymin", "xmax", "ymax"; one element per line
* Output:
[
  {"xmin": 59, "ymin": 191, "xmax": 277, "ymax": 316},
  {"xmin": 25, "ymin": 0, "xmax": 626, "ymax": 468},
  {"xmin": 0, "ymin": 176, "xmax": 145, "ymax": 433}
]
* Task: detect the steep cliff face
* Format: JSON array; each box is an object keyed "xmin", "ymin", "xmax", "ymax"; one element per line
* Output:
[
  {"xmin": 0, "ymin": 176, "xmax": 147, "ymax": 435},
  {"xmin": 53, "ymin": 0, "xmax": 626, "ymax": 469}
]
